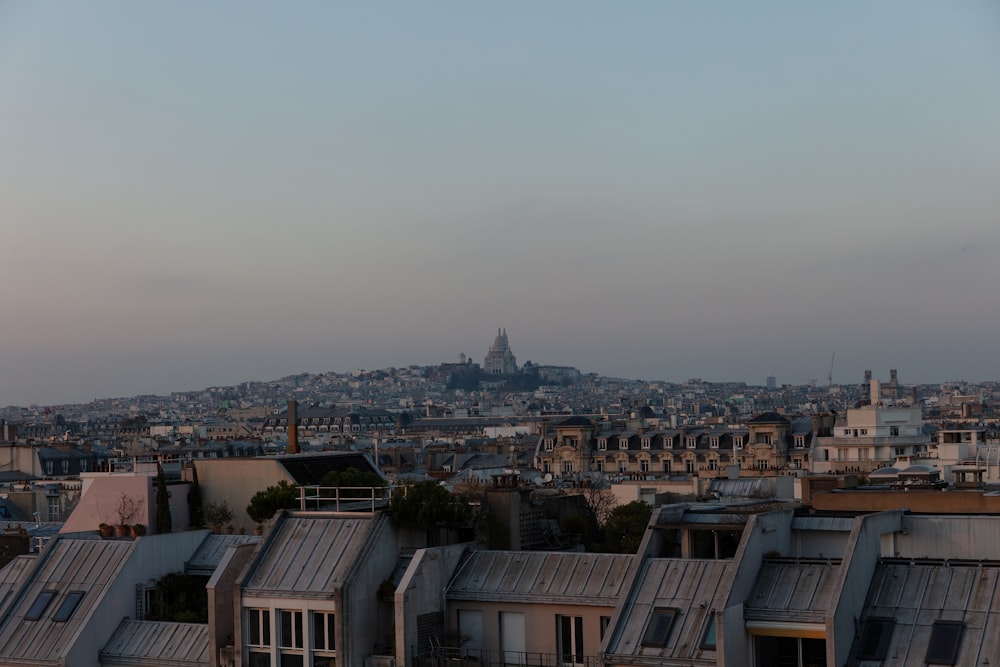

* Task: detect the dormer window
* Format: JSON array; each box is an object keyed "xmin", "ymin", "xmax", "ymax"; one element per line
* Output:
[
  {"xmin": 597, "ymin": 439, "xmax": 607, "ymax": 451},
  {"xmin": 62, "ymin": 460, "xmax": 70, "ymax": 474},
  {"xmin": 733, "ymin": 436, "xmax": 744, "ymax": 449},
  {"xmin": 544, "ymin": 438, "xmax": 554, "ymax": 450},
  {"xmin": 709, "ymin": 437, "xmax": 719, "ymax": 449},
  {"xmin": 664, "ymin": 437, "xmax": 673, "ymax": 449},
  {"xmin": 794, "ymin": 435, "xmax": 805, "ymax": 448},
  {"xmin": 641, "ymin": 438, "xmax": 651, "ymax": 450},
  {"xmin": 619, "ymin": 439, "xmax": 629, "ymax": 450},
  {"xmin": 686, "ymin": 437, "xmax": 696, "ymax": 449}
]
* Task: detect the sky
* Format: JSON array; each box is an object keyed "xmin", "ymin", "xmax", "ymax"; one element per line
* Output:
[{"xmin": 1, "ymin": 2, "xmax": 999, "ymax": 406}]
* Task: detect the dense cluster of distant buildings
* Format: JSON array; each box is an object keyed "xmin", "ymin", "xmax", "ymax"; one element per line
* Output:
[{"xmin": 0, "ymin": 332, "xmax": 999, "ymax": 665}]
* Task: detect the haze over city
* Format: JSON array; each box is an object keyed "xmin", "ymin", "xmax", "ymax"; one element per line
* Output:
[{"xmin": 2, "ymin": 2, "xmax": 999, "ymax": 407}]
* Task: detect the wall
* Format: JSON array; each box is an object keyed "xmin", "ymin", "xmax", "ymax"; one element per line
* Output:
[
  {"xmin": 60, "ymin": 473, "xmax": 154, "ymax": 533},
  {"xmin": 395, "ymin": 543, "xmax": 472, "ymax": 664},
  {"xmin": 890, "ymin": 515, "xmax": 1000, "ymax": 559},
  {"xmin": 342, "ymin": 515, "xmax": 402, "ymax": 667},
  {"xmin": 828, "ymin": 511, "xmax": 902, "ymax": 667},
  {"xmin": 811, "ymin": 489, "xmax": 1000, "ymax": 513},
  {"xmin": 717, "ymin": 509, "xmax": 794, "ymax": 665},
  {"xmin": 194, "ymin": 459, "xmax": 293, "ymax": 531},
  {"xmin": 208, "ymin": 541, "xmax": 257, "ymax": 667}
]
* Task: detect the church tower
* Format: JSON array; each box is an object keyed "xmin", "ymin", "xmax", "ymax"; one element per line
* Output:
[{"xmin": 484, "ymin": 328, "xmax": 518, "ymax": 375}]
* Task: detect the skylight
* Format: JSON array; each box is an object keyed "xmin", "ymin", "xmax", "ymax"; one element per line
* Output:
[
  {"xmin": 857, "ymin": 617, "xmax": 894, "ymax": 661},
  {"xmin": 52, "ymin": 591, "xmax": 85, "ymax": 622},
  {"xmin": 641, "ymin": 608, "xmax": 677, "ymax": 648},
  {"xmin": 25, "ymin": 590, "xmax": 56, "ymax": 620},
  {"xmin": 925, "ymin": 620, "xmax": 963, "ymax": 665}
]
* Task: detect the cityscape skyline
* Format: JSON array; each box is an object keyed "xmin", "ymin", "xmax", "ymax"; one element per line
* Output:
[{"xmin": 2, "ymin": 2, "xmax": 999, "ymax": 407}]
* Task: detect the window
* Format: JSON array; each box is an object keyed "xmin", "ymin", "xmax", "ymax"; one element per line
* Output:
[
  {"xmin": 664, "ymin": 437, "xmax": 673, "ymax": 449},
  {"xmin": 62, "ymin": 460, "xmax": 70, "ymax": 474},
  {"xmin": 641, "ymin": 438, "xmax": 650, "ymax": 450},
  {"xmin": 45, "ymin": 461, "xmax": 54, "ymax": 476},
  {"xmin": 25, "ymin": 590, "xmax": 56, "ymax": 620},
  {"xmin": 557, "ymin": 615, "xmax": 584, "ymax": 666},
  {"xmin": 545, "ymin": 439, "xmax": 554, "ymax": 451},
  {"xmin": 757, "ymin": 434, "xmax": 772, "ymax": 445},
  {"xmin": 860, "ymin": 429, "xmax": 868, "ymax": 436},
  {"xmin": 837, "ymin": 448, "xmax": 848, "ymax": 461},
  {"xmin": 925, "ymin": 621, "xmax": 962, "ymax": 665},
  {"xmin": 858, "ymin": 447, "xmax": 871, "ymax": 461},
  {"xmin": 618, "ymin": 460, "xmax": 627, "ymax": 473},
  {"xmin": 708, "ymin": 459, "xmax": 718, "ymax": 471},
  {"xmin": 561, "ymin": 461, "xmax": 574, "ymax": 474},
  {"xmin": 595, "ymin": 459, "xmax": 604, "ymax": 472},
  {"xmin": 248, "ymin": 608, "xmax": 271, "ymax": 647},
  {"xmin": 79, "ymin": 459, "xmax": 88, "ymax": 472},
  {"xmin": 709, "ymin": 437, "xmax": 719, "ymax": 449},
  {"xmin": 857, "ymin": 617, "xmax": 894, "ymax": 661},
  {"xmin": 600, "ymin": 616, "xmax": 611, "ymax": 640},
  {"xmin": 685, "ymin": 460, "xmax": 695, "ymax": 474},
  {"xmin": 543, "ymin": 461, "xmax": 551, "ymax": 474},
  {"xmin": 700, "ymin": 616, "xmax": 717, "ymax": 650},
  {"xmin": 794, "ymin": 436, "xmax": 805, "ymax": 448},
  {"xmin": 733, "ymin": 436, "xmax": 744, "ymax": 449},
  {"xmin": 312, "ymin": 611, "xmax": 336, "ymax": 651},
  {"xmin": 619, "ymin": 439, "xmax": 629, "ymax": 450},
  {"xmin": 52, "ymin": 591, "xmax": 85, "ymax": 622},
  {"xmin": 48, "ymin": 497, "xmax": 61, "ymax": 522},
  {"xmin": 890, "ymin": 426, "xmax": 900, "ymax": 436},
  {"xmin": 597, "ymin": 439, "xmax": 607, "ymax": 451},
  {"xmin": 662, "ymin": 459, "xmax": 672, "ymax": 474},
  {"xmin": 686, "ymin": 437, "xmax": 696, "ymax": 449},
  {"xmin": 640, "ymin": 460, "xmax": 650, "ymax": 473},
  {"xmin": 641, "ymin": 608, "xmax": 677, "ymax": 648}
]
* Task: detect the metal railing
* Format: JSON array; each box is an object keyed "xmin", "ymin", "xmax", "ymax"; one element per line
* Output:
[
  {"xmin": 296, "ymin": 485, "xmax": 398, "ymax": 513},
  {"xmin": 411, "ymin": 647, "xmax": 600, "ymax": 667}
]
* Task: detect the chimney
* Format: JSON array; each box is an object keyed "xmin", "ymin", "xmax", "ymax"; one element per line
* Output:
[
  {"xmin": 870, "ymin": 379, "xmax": 880, "ymax": 406},
  {"xmin": 287, "ymin": 400, "xmax": 299, "ymax": 454},
  {"xmin": 864, "ymin": 369, "xmax": 872, "ymax": 383}
]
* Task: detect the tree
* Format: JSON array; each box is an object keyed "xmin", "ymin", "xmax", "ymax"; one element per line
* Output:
[
  {"xmin": 390, "ymin": 481, "xmax": 473, "ymax": 545},
  {"xmin": 319, "ymin": 467, "xmax": 385, "ymax": 499},
  {"xmin": 602, "ymin": 501, "xmax": 652, "ymax": 554},
  {"xmin": 155, "ymin": 463, "xmax": 172, "ymax": 533},
  {"xmin": 246, "ymin": 480, "xmax": 299, "ymax": 525},
  {"xmin": 188, "ymin": 465, "xmax": 203, "ymax": 528}
]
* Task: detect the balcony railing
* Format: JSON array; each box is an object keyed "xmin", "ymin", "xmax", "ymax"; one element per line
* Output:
[
  {"xmin": 296, "ymin": 485, "xmax": 397, "ymax": 513},
  {"xmin": 411, "ymin": 647, "xmax": 600, "ymax": 667}
]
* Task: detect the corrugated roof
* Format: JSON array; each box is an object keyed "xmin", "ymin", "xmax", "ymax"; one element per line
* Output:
[
  {"xmin": 0, "ymin": 538, "xmax": 134, "ymax": 664},
  {"xmin": 242, "ymin": 513, "xmax": 379, "ymax": 597},
  {"xmin": 100, "ymin": 620, "xmax": 209, "ymax": 666},
  {"xmin": 447, "ymin": 551, "xmax": 635, "ymax": 604},
  {"xmin": 744, "ymin": 559, "xmax": 841, "ymax": 623},
  {"xmin": 185, "ymin": 534, "xmax": 261, "ymax": 575},
  {"xmin": 856, "ymin": 560, "xmax": 1000, "ymax": 665},
  {"xmin": 605, "ymin": 558, "xmax": 729, "ymax": 662}
]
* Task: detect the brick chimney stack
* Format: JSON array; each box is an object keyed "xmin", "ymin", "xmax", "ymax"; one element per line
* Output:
[{"xmin": 287, "ymin": 400, "xmax": 299, "ymax": 454}]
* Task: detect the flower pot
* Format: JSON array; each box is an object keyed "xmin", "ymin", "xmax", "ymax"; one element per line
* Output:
[
  {"xmin": 99, "ymin": 525, "xmax": 114, "ymax": 539},
  {"xmin": 114, "ymin": 525, "xmax": 130, "ymax": 538}
]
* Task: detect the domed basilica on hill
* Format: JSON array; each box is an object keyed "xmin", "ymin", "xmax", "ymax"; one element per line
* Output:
[{"xmin": 484, "ymin": 328, "xmax": 518, "ymax": 375}]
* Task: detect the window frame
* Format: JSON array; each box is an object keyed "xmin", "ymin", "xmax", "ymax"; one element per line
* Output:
[
  {"xmin": 25, "ymin": 590, "xmax": 57, "ymax": 620},
  {"xmin": 641, "ymin": 608, "xmax": 678, "ymax": 648},
  {"xmin": 52, "ymin": 591, "xmax": 85, "ymax": 622}
]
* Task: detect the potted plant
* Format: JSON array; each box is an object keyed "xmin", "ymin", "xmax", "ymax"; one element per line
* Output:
[
  {"xmin": 98, "ymin": 523, "xmax": 114, "ymax": 539},
  {"xmin": 115, "ymin": 494, "xmax": 144, "ymax": 537},
  {"xmin": 131, "ymin": 523, "xmax": 147, "ymax": 538},
  {"xmin": 203, "ymin": 501, "xmax": 234, "ymax": 533}
]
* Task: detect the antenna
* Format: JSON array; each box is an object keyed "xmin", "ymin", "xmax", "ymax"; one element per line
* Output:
[{"xmin": 827, "ymin": 352, "xmax": 836, "ymax": 388}]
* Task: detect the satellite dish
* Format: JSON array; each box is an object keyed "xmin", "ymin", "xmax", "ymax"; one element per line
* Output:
[{"xmin": 543, "ymin": 473, "xmax": 553, "ymax": 483}]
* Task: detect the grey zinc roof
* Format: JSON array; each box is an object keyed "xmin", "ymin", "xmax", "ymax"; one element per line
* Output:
[
  {"xmin": 447, "ymin": 551, "xmax": 635, "ymax": 604},
  {"xmin": 185, "ymin": 533, "xmax": 260, "ymax": 575},
  {"xmin": 855, "ymin": 560, "xmax": 1000, "ymax": 665},
  {"xmin": 605, "ymin": 558, "xmax": 729, "ymax": 662},
  {"xmin": 100, "ymin": 620, "xmax": 209, "ymax": 666},
  {"xmin": 242, "ymin": 513, "xmax": 380, "ymax": 597},
  {"xmin": 0, "ymin": 538, "xmax": 134, "ymax": 665},
  {"xmin": 0, "ymin": 556, "xmax": 34, "ymax": 615},
  {"xmin": 744, "ymin": 559, "xmax": 841, "ymax": 624}
]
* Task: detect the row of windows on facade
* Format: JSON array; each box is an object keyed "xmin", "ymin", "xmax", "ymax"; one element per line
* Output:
[
  {"xmin": 540, "ymin": 459, "xmax": 780, "ymax": 475},
  {"xmin": 246, "ymin": 609, "xmax": 336, "ymax": 667},
  {"xmin": 545, "ymin": 434, "xmax": 806, "ymax": 451}
]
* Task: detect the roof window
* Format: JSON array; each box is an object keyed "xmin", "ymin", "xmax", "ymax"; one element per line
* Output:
[
  {"xmin": 25, "ymin": 590, "xmax": 56, "ymax": 620},
  {"xmin": 856, "ymin": 617, "xmax": 894, "ymax": 661},
  {"xmin": 641, "ymin": 608, "xmax": 677, "ymax": 648},
  {"xmin": 52, "ymin": 591, "xmax": 85, "ymax": 622},
  {"xmin": 925, "ymin": 620, "xmax": 962, "ymax": 665}
]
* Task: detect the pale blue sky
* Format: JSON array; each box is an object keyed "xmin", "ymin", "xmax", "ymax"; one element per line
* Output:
[{"xmin": 2, "ymin": 2, "xmax": 999, "ymax": 405}]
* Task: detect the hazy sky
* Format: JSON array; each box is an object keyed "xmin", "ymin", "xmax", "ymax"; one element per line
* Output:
[{"xmin": 2, "ymin": 2, "xmax": 999, "ymax": 406}]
